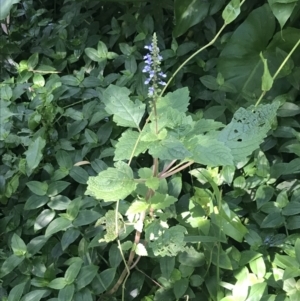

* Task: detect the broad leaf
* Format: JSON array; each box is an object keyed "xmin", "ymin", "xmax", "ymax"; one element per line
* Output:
[
  {"xmin": 0, "ymin": 0, "xmax": 21, "ymax": 20},
  {"xmin": 102, "ymin": 85, "xmax": 145, "ymax": 129},
  {"xmin": 25, "ymin": 137, "xmax": 46, "ymax": 176},
  {"xmin": 114, "ymin": 129, "xmax": 148, "ymax": 161},
  {"xmin": 173, "ymin": 0, "xmax": 209, "ymax": 37},
  {"xmin": 218, "ymin": 102, "xmax": 279, "ymax": 164},
  {"xmin": 85, "ymin": 161, "xmax": 136, "ymax": 201}
]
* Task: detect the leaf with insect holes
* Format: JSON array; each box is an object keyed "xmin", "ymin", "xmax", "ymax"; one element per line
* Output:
[
  {"xmin": 85, "ymin": 161, "xmax": 136, "ymax": 201},
  {"xmin": 102, "ymin": 85, "xmax": 145, "ymax": 129},
  {"xmin": 218, "ymin": 102, "xmax": 280, "ymax": 164}
]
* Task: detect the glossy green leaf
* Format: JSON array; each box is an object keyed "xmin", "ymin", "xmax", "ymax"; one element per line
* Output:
[
  {"xmin": 268, "ymin": 0, "xmax": 298, "ymax": 29},
  {"xmin": 61, "ymin": 228, "xmax": 81, "ymax": 251},
  {"xmin": 11, "ymin": 234, "xmax": 27, "ymax": 256},
  {"xmin": 72, "ymin": 210, "xmax": 101, "ymax": 226},
  {"xmin": 26, "ymin": 181, "xmax": 48, "ymax": 196},
  {"xmin": 0, "ymin": 0, "xmax": 21, "ymax": 20},
  {"xmin": 160, "ymin": 257, "xmax": 175, "ymax": 279},
  {"xmin": 45, "ymin": 217, "xmax": 72, "ymax": 237},
  {"xmin": 92, "ymin": 268, "xmax": 116, "ymax": 294},
  {"xmin": 222, "ymin": 0, "xmax": 241, "ymax": 24},
  {"xmin": 48, "ymin": 278, "xmax": 67, "ymax": 290},
  {"xmin": 76, "ymin": 265, "xmax": 98, "ymax": 291},
  {"xmin": 20, "ymin": 290, "xmax": 48, "ymax": 301},
  {"xmin": 25, "ymin": 137, "xmax": 46, "ymax": 176},
  {"xmin": 34, "ymin": 209, "xmax": 55, "ymax": 231},
  {"xmin": 58, "ymin": 284, "xmax": 75, "ymax": 301},
  {"xmin": 24, "ymin": 195, "xmax": 49, "ymax": 211},
  {"xmin": 7, "ymin": 281, "xmax": 26, "ymax": 301},
  {"xmin": 218, "ymin": 5, "xmax": 276, "ymax": 94},
  {"xmin": 173, "ymin": 0, "xmax": 209, "ymax": 37},
  {"xmin": 0, "ymin": 254, "xmax": 25, "ymax": 278},
  {"xmin": 27, "ymin": 235, "xmax": 49, "ymax": 256},
  {"xmin": 260, "ymin": 212, "xmax": 284, "ymax": 228},
  {"xmin": 65, "ymin": 260, "xmax": 83, "ymax": 283}
]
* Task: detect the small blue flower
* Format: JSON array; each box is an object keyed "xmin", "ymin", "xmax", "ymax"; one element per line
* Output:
[{"xmin": 143, "ymin": 33, "xmax": 167, "ymax": 98}]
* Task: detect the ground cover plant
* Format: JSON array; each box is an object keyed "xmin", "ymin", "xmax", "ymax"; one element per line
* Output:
[{"xmin": 0, "ymin": 0, "xmax": 300, "ymax": 300}]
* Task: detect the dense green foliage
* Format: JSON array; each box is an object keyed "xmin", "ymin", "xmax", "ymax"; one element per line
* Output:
[{"xmin": 1, "ymin": 0, "xmax": 300, "ymax": 300}]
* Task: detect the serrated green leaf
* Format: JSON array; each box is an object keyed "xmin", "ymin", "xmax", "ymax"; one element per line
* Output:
[
  {"xmin": 126, "ymin": 200, "xmax": 149, "ymax": 215},
  {"xmin": 146, "ymin": 222, "xmax": 186, "ymax": 257},
  {"xmin": 149, "ymin": 139, "xmax": 192, "ymax": 160},
  {"xmin": 187, "ymin": 135, "xmax": 234, "ymax": 166},
  {"xmin": 85, "ymin": 161, "xmax": 136, "ymax": 201},
  {"xmin": 218, "ymin": 102, "xmax": 279, "ymax": 164},
  {"xmin": 96, "ymin": 210, "xmax": 124, "ymax": 243},
  {"xmin": 157, "ymin": 87, "xmax": 190, "ymax": 113},
  {"xmin": 25, "ymin": 137, "xmax": 46, "ymax": 176},
  {"xmin": 145, "ymin": 177, "xmax": 160, "ymax": 190},
  {"xmin": 102, "ymin": 85, "xmax": 145, "ymax": 129},
  {"xmin": 114, "ymin": 129, "xmax": 148, "ymax": 161},
  {"xmin": 149, "ymin": 193, "xmax": 177, "ymax": 210}
]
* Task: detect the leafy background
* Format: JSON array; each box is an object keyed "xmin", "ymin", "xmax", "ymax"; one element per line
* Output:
[{"xmin": 0, "ymin": 0, "xmax": 300, "ymax": 300}]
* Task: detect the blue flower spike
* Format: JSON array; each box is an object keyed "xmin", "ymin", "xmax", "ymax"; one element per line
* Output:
[{"xmin": 143, "ymin": 33, "xmax": 167, "ymax": 98}]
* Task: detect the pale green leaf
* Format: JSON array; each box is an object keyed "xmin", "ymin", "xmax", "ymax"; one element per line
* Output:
[
  {"xmin": 85, "ymin": 161, "xmax": 136, "ymax": 201},
  {"xmin": 149, "ymin": 193, "xmax": 177, "ymax": 210},
  {"xmin": 268, "ymin": 0, "xmax": 298, "ymax": 29},
  {"xmin": 0, "ymin": 0, "xmax": 21, "ymax": 20},
  {"xmin": 186, "ymin": 135, "xmax": 234, "ymax": 167},
  {"xmin": 114, "ymin": 129, "xmax": 148, "ymax": 161},
  {"xmin": 222, "ymin": 0, "xmax": 241, "ymax": 24},
  {"xmin": 157, "ymin": 87, "xmax": 190, "ymax": 113},
  {"xmin": 260, "ymin": 52, "xmax": 274, "ymax": 91},
  {"xmin": 149, "ymin": 139, "xmax": 192, "ymax": 160},
  {"xmin": 126, "ymin": 200, "xmax": 149, "ymax": 215},
  {"xmin": 102, "ymin": 85, "xmax": 145, "ymax": 128},
  {"xmin": 135, "ymin": 243, "xmax": 148, "ymax": 256},
  {"xmin": 20, "ymin": 289, "xmax": 48, "ymax": 301},
  {"xmin": 11, "ymin": 234, "xmax": 27, "ymax": 256}
]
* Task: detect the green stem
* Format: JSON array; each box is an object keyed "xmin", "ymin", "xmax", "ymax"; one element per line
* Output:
[{"xmin": 255, "ymin": 38, "xmax": 300, "ymax": 107}]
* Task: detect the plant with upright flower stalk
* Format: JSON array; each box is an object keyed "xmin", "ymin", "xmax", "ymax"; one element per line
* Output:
[
  {"xmin": 142, "ymin": 33, "xmax": 167, "ymax": 133},
  {"xmin": 143, "ymin": 33, "xmax": 167, "ymax": 99}
]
